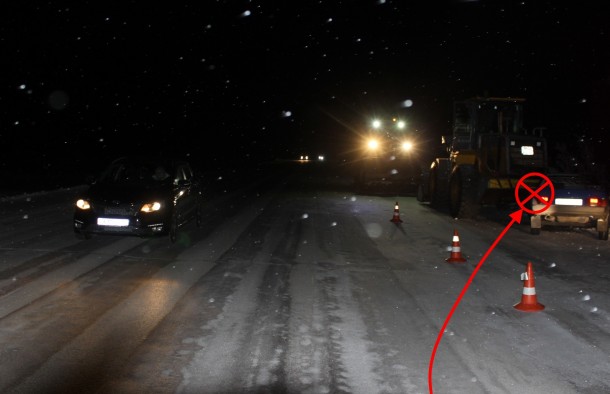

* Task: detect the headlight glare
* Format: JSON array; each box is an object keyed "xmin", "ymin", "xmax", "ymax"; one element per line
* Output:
[
  {"xmin": 367, "ymin": 139, "xmax": 380, "ymax": 150},
  {"xmin": 141, "ymin": 202, "xmax": 162, "ymax": 213},
  {"xmin": 401, "ymin": 141, "xmax": 413, "ymax": 151}
]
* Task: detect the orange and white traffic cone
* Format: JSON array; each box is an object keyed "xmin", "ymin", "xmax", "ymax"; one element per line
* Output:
[
  {"xmin": 514, "ymin": 262, "xmax": 545, "ymax": 312},
  {"xmin": 390, "ymin": 201, "xmax": 403, "ymax": 223},
  {"xmin": 445, "ymin": 229, "xmax": 466, "ymax": 263}
]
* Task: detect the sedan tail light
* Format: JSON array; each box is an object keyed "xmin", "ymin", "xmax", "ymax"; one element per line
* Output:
[{"xmin": 588, "ymin": 197, "xmax": 607, "ymax": 207}]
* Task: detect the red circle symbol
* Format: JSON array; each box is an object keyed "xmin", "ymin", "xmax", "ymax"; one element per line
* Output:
[{"xmin": 515, "ymin": 172, "xmax": 555, "ymax": 215}]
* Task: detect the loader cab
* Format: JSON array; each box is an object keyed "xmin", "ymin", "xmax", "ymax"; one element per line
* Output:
[
  {"xmin": 451, "ymin": 97, "xmax": 525, "ymax": 152},
  {"xmin": 449, "ymin": 97, "xmax": 546, "ymax": 174},
  {"xmin": 452, "ymin": 98, "xmax": 546, "ymax": 175}
]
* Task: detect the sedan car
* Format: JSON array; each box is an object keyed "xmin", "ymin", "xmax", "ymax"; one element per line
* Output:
[
  {"xmin": 73, "ymin": 156, "xmax": 204, "ymax": 243},
  {"xmin": 530, "ymin": 174, "xmax": 609, "ymax": 240}
]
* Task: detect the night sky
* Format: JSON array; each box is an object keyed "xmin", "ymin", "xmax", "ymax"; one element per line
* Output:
[{"xmin": 2, "ymin": 1, "xmax": 609, "ymax": 191}]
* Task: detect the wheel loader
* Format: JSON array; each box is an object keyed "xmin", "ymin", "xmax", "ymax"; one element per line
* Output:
[
  {"xmin": 417, "ymin": 97, "xmax": 548, "ymax": 218},
  {"xmin": 353, "ymin": 117, "xmax": 422, "ymax": 195}
]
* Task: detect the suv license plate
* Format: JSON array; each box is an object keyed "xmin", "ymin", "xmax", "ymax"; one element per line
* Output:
[{"xmin": 97, "ymin": 218, "xmax": 129, "ymax": 227}]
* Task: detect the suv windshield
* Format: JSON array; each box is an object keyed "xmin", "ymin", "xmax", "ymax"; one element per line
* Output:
[{"xmin": 99, "ymin": 160, "xmax": 172, "ymax": 184}]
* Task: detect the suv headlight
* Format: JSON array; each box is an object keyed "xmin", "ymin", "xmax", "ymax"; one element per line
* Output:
[
  {"xmin": 76, "ymin": 199, "xmax": 91, "ymax": 210},
  {"xmin": 141, "ymin": 202, "xmax": 162, "ymax": 212}
]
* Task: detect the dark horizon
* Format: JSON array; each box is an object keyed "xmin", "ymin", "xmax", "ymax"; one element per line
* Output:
[{"xmin": 2, "ymin": 2, "xmax": 609, "ymax": 192}]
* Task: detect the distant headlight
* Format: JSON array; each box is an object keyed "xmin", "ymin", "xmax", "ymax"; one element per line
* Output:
[
  {"xmin": 140, "ymin": 202, "xmax": 162, "ymax": 213},
  {"xmin": 76, "ymin": 199, "xmax": 90, "ymax": 210}
]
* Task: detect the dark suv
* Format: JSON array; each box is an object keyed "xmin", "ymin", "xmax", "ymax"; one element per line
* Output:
[{"xmin": 73, "ymin": 156, "xmax": 204, "ymax": 243}]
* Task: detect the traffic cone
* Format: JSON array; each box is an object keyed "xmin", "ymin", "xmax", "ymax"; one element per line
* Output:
[
  {"xmin": 514, "ymin": 262, "xmax": 545, "ymax": 312},
  {"xmin": 390, "ymin": 201, "xmax": 403, "ymax": 223},
  {"xmin": 445, "ymin": 229, "xmax": 466, "ymax": 263}
]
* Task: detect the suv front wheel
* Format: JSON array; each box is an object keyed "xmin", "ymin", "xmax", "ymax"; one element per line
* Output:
[{"xmin": 169, "ymin": 214, "xmax": 178, "ymax": 243}]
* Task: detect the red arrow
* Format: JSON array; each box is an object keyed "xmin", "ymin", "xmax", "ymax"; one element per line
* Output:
[{"xmin": 428, "ymin": 210, "xmax": 522, "ymax": 394}]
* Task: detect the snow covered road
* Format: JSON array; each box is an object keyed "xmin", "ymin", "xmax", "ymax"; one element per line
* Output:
[{"xmin": 0, "ymin": 162, "xmax": 608, "ymax": 393}]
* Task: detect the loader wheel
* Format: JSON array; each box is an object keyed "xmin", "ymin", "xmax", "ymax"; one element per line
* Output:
[
  {"xmin": 416, "ymin": 183, "xmax": 428, "ymax": 202},
  {"xmin": 429, "ymin": 168, "xmax": 448, "ymax": 208},
  {"xmin": 449, "ymin": 165, "xmax": 480, "ymax": 219}
]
